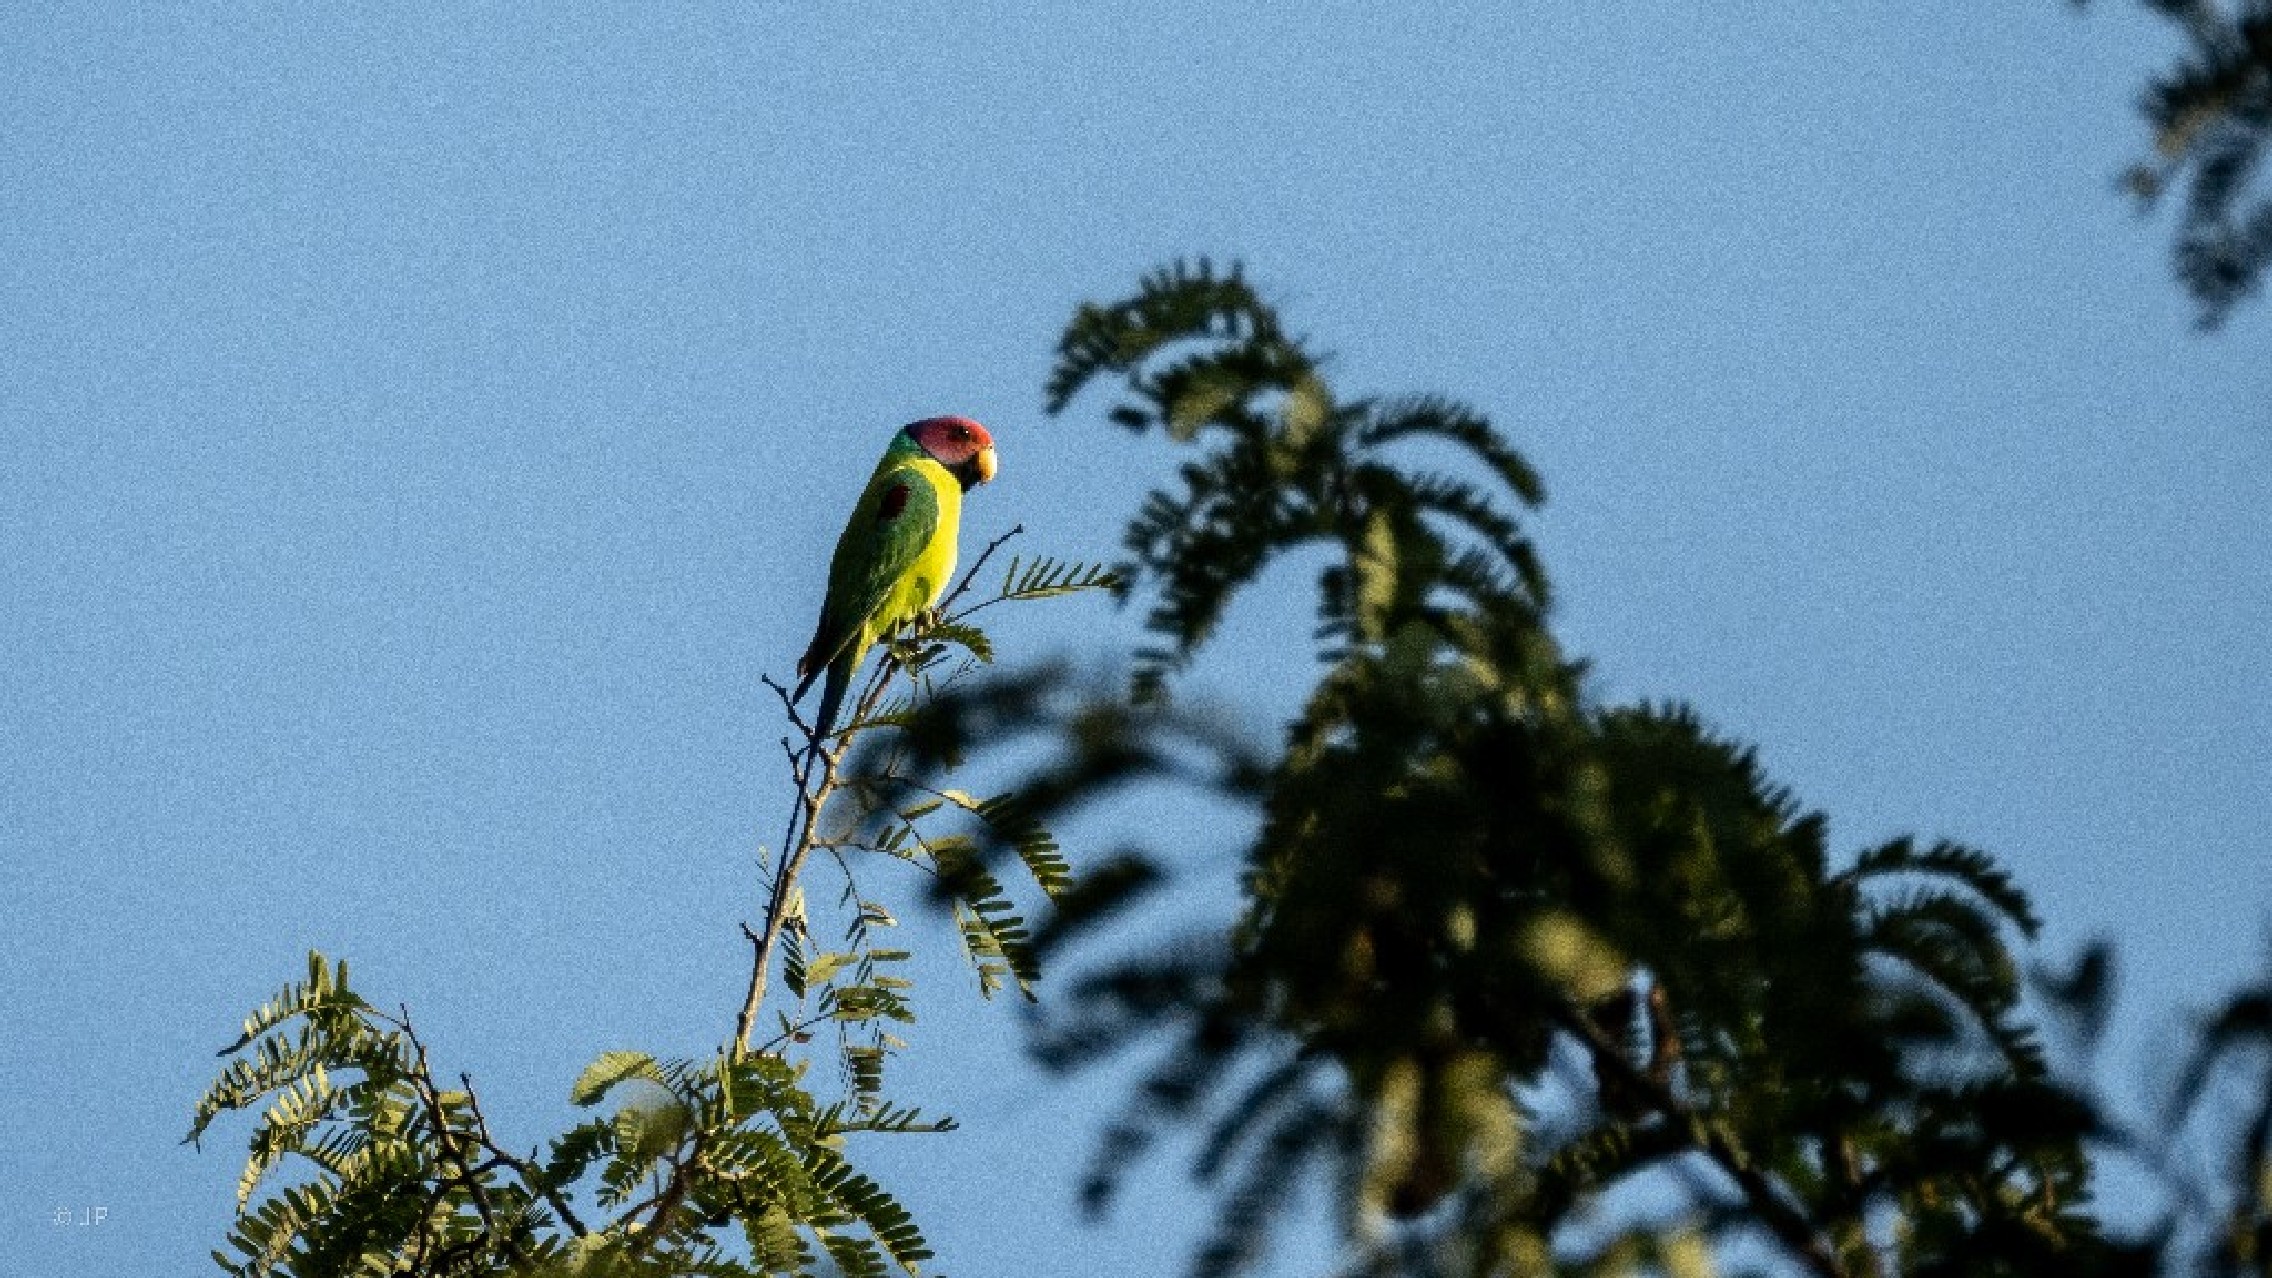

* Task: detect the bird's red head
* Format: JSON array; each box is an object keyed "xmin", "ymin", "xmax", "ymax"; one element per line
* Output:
[{"xmin": 904, "ymin": 416, "xmax": 998, "ymax": 491}]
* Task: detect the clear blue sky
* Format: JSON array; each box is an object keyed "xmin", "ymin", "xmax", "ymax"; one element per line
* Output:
[{"xmin": 5, "ymin": 5, "xmax": 2268, "ymax": 1275}]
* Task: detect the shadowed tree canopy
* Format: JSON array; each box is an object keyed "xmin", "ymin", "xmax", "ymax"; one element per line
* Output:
[
  {"xmin": 2089, "ymin": 0, "xmax": 2272, "ymax": 324},
  {"xmin": 897, "ymin": 263, "xmax": 2272, "ymax": 1277}
]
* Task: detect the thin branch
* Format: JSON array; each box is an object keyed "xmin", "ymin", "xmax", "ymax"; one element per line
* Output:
[
  {"xmin": 738, "ymin": 697, "xmax": 844, "ymax": 1057},
  {"xmin": 397, "ymin": 1006, "xmax": 505, "ymax": 1253},
  {"xmin": 622, "ymin": 1134, "xmax": 703, "ymax": 1264},
  {"xmin": 459, "ymin": 1070, "xmax": 589, "ymax": 1237},
  {"xmin": 940, "ymin": 523, "xmax": 1027, "ymax": 616},
  {"xmin": 886, "ymin": 777, "xmax": 991, "ymax": 813},
  {"xmin": 734, "ymin": 525, "xmax": 1028, "ymax": 1059},
  {"xmin": 737, "ymin": 649, "xmax": 896, "ymax": 1055},
  {"xmin": 407, "ymin": 1173, "xmax": 444, "ymax": 1274},
  {"xmin": 753, "ymin": 1010, "xmax": 840, "ymax": 1057},
  {"xmin": 762, "ymin": 674, "xmax": 812, "ymax": 737},
  {"xmin": 1555, "ymin": 1001, "xmax": 1850, "ymax": 1278}
]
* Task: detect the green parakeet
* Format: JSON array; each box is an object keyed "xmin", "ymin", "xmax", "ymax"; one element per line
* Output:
[{"xmin": 795, "ymin": 416, "xmax": 999, "ymax": 742}]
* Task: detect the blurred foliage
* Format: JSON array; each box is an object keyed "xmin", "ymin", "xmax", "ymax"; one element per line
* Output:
[
  {"xmin": 2085, "ymin": 0, "xmax": 2272, "ymax": 324},
  {"xmin": 892, "ymin": 262, "xmax": 2272, "ymax": 1277},
  {"xmin": 2042, "ymin": 944, "xmax": 2272, "ymax": 1275}
]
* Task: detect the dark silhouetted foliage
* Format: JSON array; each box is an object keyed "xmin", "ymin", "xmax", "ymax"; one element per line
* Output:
[
  {"xmin": 2088, "ymin": 0, "xmax": 2272, "ymax": 324},
  {"xmin": 897, "ymin": 263, "xmax": 2272, "ymax": 1277}
]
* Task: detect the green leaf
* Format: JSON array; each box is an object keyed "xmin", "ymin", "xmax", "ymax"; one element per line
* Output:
[
  {"xmin": 803, "ymin": 951, "xmax": 857, "ymax": 989},
  {"xmin": 995, "ymin": 556, "xmax": 1122, "ymax": 604},
  {"xmin": 809, "ymin": 1148, "xmax": 935, "ymax": 1274},
  {"xmin": 826, "ymin": 983, "xmax": 916, "ymax": 1024},
  {"xmin": 1847, "ymin": 837, "xmax": 2039, "ymax": 937},
  {"xmin": 570, "ymin": 1050, "xmax": 666, "ymax": 1107},
  {"xmin": 1046, "ymin": 258, "xmax": 1277, "ymax": 417},
  {"xmin": 968, "ymin": 794, "xmax": 1071, "ymax": 901},
  {"xmin": 822, "ymin": 1232, "xmax": 890, "ymax": 1278},
  {"xmin": 542, "ymin": 1116, "xmax": 618, "ymax": 1190},
  {"xmin": 613, "ymin": 1091, "xmax": 691, "ymax": 1162},
  {"xmin": 742, "ymin": 1204, "xmax": 811, "ymax": 1274},
  {"xmin": 217, "ymin": 951, "xmax": 367, "ymax": 1057},
  {"xmin": 783, "ymin": 922, "xmax": 809, "ymax": 1000},
  {"xmin": 924, "ymin": 620, "xmax": 994, "ymax": 664}
]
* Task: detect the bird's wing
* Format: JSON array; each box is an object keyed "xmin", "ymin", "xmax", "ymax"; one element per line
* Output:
[{"xmin": 800, "ymin": 461, "xmax": 944, "ymax": 678}]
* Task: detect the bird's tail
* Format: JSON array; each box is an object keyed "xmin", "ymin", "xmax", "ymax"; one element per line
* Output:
[
  {"xmin": 808, "ymin": 658, "xmax": 851, "ymax": 746},
  {"xmin": 795, "ymin": 611, "xmax": 844, "ymax": 746}
]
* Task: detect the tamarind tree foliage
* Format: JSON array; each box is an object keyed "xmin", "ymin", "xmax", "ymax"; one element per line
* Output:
[
  {"xmin": 2084, "ymin": 0, "xmax": 2272, "ymax": 325},
  {"xmin": 188, "ymin": 542, "xmax": 1118, "ymax": 1277},
  {"xmin": 192, "ymin": 263, "xmax": 2269, "ymax": 1277},
  {"xmin": 895, "ymin": 264, "xmax": 2271, "ymax": 1277}
]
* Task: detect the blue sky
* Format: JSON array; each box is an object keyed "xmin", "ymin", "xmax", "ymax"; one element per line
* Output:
[{"xmin": 5, "ymin": 4, "xmax": 2269, "ymax": 1275}]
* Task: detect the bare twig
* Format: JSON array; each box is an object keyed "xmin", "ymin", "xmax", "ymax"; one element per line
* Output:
[
  {"xmin": 459, "ymin": 1071, "xmax": 589, "ymax": 1236},
  {"xmin": 396, "ymin": 1006, "xmax": 506, "ymax": 1255},
  {"xmin": 940, "ymin": 523, "xmax": 1026, "ymax": 616},
  {"xmin": 754, "ymin": 1010, "xmax": 838, "ymax": 1056},
  {"xmin": 762, "ymin": 675, "xmax": 815, "ymax": 743}
]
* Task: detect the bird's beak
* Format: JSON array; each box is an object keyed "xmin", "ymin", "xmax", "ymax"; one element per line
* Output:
[{"xmin": 973, "ymin": 446, "xmax": 998, "ymax": 486}]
